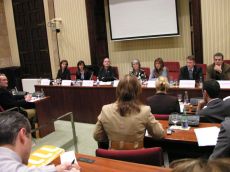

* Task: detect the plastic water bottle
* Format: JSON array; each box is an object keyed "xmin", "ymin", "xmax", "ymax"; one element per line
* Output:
[
  {"xmin": 181, "ymin": 109, "xmax": 188, "ymax": 129},
  {"xmin": 184, "ymin": 91, "xmax": 189, "ymax": 104},
  {"xmin": 96, "ymin": 77, "xmax": 99, "ymax": 86},
  {"xmin": 199, "ymin": 76, "xmax": 203, "ymax": 88}
]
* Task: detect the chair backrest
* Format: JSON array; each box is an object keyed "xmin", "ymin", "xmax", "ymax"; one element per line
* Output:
[
  {"xmin": 141, "ymin": 67, "xmax": 150, "ymax": 79},
  {"xmin": 153, "ymin": 114, "xmax": 170, "ymax": 120},
  {"xmin": 112, "ymin": 66, "xmax": 119, "ymax": 79},
  {"xmin": 196, "ymin": 64, "xmax": 207, "ymax": 80},
  {"xmin": 96, "ymin": 147, "xmax": 163, "ymax": 166},
  {"xmin": 164, "ymin": 62, "xmax": 180, "ymax": 81},
  {"xmin": 224, "ymin": 60, "xmax": 230, "ymax": 65},
  {"xmin": 68, "ymin": 67, "xmax": 77, "ymax": 80}
]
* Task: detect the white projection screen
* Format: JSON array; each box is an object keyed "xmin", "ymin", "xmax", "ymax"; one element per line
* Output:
[{"xmin": 108, "ymin": 0, "xmax": 179, "ymax": 40}]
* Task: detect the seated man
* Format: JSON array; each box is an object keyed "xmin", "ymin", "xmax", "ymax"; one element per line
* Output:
[
  {"xmin": 0, "ymin": 111, "xmax": 79, "ymax": 172},
  {"xmin": 209, "ymin": 117, "xmax": 230, "ymax": 159},
  {"xmin": 98, "ymin": 57, "xmax": 116, "ymax": 82},
  {"xmin": 0, "ymin": 73, "xmax": 36, "ymax": 120},
  {"xmin": 196, "ymin": 79, "xmax": 230, "ymax": 123},
  {"xmin": 179, "ymin": 55, "xmax": 202, "ymax": 82},
  {"xmin": 207, "ymin": 52, "xmax": 230, "ymax": 80}
]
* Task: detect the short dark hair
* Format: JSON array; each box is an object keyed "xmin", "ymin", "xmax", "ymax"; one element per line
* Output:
[
  {"xmin": 0, "ymin": 111, "xmax": 31, "ymax": 146},
  {"xmin": 187, "ymin": 55, "xmax": 195, "ymax": 61},
  {"xmin": 203, "ymin": 79, "xmax": 220, "ymax": 98},
  {"xmin": 213, "ymin": 52, "xmax": 224, "ymax": 60}
]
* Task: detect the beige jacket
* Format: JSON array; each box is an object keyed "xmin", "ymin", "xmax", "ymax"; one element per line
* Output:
[{"xmin": 93, "ymin": 103, "xmax": 164, "ymax": 143}]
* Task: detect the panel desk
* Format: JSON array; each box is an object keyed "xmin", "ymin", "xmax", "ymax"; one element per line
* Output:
[
  {"xmin": 52, "ymin": 153, "xmax": 171, "ymax": 172},
  {"xmin": 144, "ymin": 120, "xmax": 221, "ymax": 161},
  {"xmin": 35, "ymin": 85, "xmax": 230, "ymax": 124}
]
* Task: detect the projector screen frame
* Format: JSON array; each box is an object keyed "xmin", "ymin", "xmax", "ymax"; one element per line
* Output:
[{"xmin": 107, "ymin": 0, "xmax": 180, "ymax": 41}]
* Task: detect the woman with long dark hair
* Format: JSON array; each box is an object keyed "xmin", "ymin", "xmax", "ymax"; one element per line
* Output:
[
  {"xmin": 56, "ymin": 60, "xmax": 71, "ymax": 80},
  {"xmin": 94, "ymin": 75, "xmax": 164, "ymax": 150},
  {"xmin": 149, "ymin": 57, "xmax": 168, "ymax": 80},
  {"xmin": 76, "ymin": 60, "xmax": 92, "ymax": 80}
]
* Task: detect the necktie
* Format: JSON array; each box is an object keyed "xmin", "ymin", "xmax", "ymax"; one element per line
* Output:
[{"xmin": 189, "ymin": 70, "xmax": 193, "ymax": 80}]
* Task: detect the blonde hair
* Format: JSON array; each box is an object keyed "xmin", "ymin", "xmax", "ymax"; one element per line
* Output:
[
  {"xmin": 116, "ymin": 75, "xmax": 142, "ymax": 116},
  {"xmin": 155, "ymin": 76, "xmax": 169, "ymax": 91}
]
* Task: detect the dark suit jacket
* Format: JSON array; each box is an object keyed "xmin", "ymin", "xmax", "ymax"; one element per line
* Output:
[
  {"xmin": 197, "ymin": 98, "xmax": 230, "ymax": 123},
  {"xmin": 76, "ymin": 70, "xmax": 92, "ymax": 80},
  {"xmin": 207, "ymin": 63, "xmax": 230, "ymax": 80},
  {"xmin": 146, "ymin": 93, "xmax": 180, "ymax": 114},
  {"xmin": 56, "ymin": 69, "xmax": 71, "ymax": 80},
  {"xmin": 179, "ymin": 65, "xmax": 203, "ymax": 81},
  {"xmin": 0, "ymin": 88, "xmax": 34, "ymax": 110},
  {"xmin": 98, "ymin": 66, "xmax": 116, "ymax": 81},
  {"xmin": 209, "ymin": 117, "xmax": 230, "ymax": 159}
]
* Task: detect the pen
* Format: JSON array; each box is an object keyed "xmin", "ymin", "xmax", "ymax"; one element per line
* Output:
[{"xmin": 71, "ymin": 159, "xmax": 75, "ymax": 164}]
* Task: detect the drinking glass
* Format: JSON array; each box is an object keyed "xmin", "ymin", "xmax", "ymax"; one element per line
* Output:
[{"xmin": 171, "ymin": 113, "xmax": 179, "ymax": 127}]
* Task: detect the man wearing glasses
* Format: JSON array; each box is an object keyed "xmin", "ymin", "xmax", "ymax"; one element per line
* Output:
[{"xmin": 207, "ymin": 52, "xmax": 230, "ymax": 80}]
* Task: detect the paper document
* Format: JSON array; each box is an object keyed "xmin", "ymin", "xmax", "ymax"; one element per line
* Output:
[{"xmin": 194, "ymin": 127, "xmax": 220, "ymax": 146}]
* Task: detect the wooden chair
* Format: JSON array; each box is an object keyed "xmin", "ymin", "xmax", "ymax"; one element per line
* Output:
[
  {"xmin": 141, "ymin": 67, "xmax": 150, "ymax": 79},
  {"xmin": 196, "ymin": 64, "xmax": 207, "ymax": 80},
  {"xmin": 96, "ymin": 147, "xmax": 164, "ymax": 166},
  {"xmin": 112, "ymin": 66, "xmax": 119, "ymax": 79},
  {"xmin": 164, "ymin": 62, "xmax": 180, "ymax": 81},
  {"xmin": 68, "ymin": 67, "xmax": 77, "ymax": 80}
]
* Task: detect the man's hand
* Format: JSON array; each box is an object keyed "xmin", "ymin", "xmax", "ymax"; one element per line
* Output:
[
  {"xmin": 197, "ymin": 99, "xmax": 207, "ymax": 111},
  {"xmin": 214, "ymin": 65, "xmax": 222, "ymax": 73},
  {"xmin": 24, "ymin": 94, "xmax": 32, "ymax": 102}
]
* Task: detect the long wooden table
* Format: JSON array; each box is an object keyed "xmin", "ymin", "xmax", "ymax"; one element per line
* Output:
[
  {"xmin": 53, "ymin": 153, "xmax": 171, "ymax": 172},
  {"xmin": 144, "ymin": 120, "xmax": 220, "ymax": 161},
  {"xmin": 35, "ymin": 85, "xmax": 230, "ymax": 124}
]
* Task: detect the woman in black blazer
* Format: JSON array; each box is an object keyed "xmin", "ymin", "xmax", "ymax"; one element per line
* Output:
[
  {"xmin": 147, "ymin": 76, "xmax": 180, "ymax": 114},
  {"xmin": 76, "ymin": 60, "xmax": 92, "ymax": 80},
  {"xmin": 56, "ymin": 60, "xmax": 71, "ymax": 80}
]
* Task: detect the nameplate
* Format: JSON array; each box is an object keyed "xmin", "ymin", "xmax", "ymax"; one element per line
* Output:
[
  {"xmin": 179, "ymin": 80, "xmax": 195, "ymax": 88},
  {"xmin": 61, "ymin": 80, "xmax": 72, "ymax": 86},
  {"xmin": 99, "ymin": 81, "xmax": 112, "ymax": 86},
  {"xmin": 217, "ymin": 80, "xmax": 230, "ymax": 89},
  {"xmin": 113, "ymin": 80, "xmax": 119, "ymax": 87},
  {"xmin": 147, "ymin": 80, "xmax": 156, "ymax": 88},
  {"xmin": 41, "ymin": 79, "xmax": 50, "ymax": 86},
  {"xmin": 82, "ymin": 80, "xmax": 94, "ymax": 87}
]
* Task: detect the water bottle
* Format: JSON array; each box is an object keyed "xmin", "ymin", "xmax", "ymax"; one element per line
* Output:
[
  {"xmin": 181, "ymin": 108, "xmax": 188, "ymax": 129},
  {"xmin": 184, "ymin": 91, "xmax": 189, "ymax": 104},
  {"xmin": 96, "ymin": 77, "xmax": 99, "ymax": 86},
  {"xmin": 199, "ymin": 76, "xmax": 203, "ymax": 88}
]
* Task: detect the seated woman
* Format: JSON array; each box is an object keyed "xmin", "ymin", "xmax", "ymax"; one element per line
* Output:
[
  {"xmin": 76, "ymin": 60, "xmax": 92, "ymax": 80},
  {"xmin": 129, "ymin": 59, "xmax": 147, "ymax": 81},
  {"xmin": 147, "ymin": 76, "xmax": 180, "ymax": 114},
  {"xmin": 56, "ymin": 60, "xmax": 71, "ymax": 80},
  {"xmin": 98, "ymin": 57, "xmax": 116, "ymax": 82},
  {"xmin": 94, "ymin": 75, "xmax": 164, "ymax": 150},
  {"xmin": 149, "ymin": 57, "xmax": 168, "ymax": 80}
]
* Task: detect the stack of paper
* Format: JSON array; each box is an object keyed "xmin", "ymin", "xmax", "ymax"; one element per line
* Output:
[{"xmin": 194, "ymin": 127, "xmax": 220, "ymax": 146}]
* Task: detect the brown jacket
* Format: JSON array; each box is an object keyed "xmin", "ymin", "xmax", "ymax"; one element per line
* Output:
[
  {"xmin": 207, "ymin": 63, "xmax": 230, "ymax": 80},
  {"xmin": 93, "ymin": 103, "xmax": 164, "ymax": 143}
]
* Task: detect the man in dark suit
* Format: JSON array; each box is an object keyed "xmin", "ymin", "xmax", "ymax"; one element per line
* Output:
[
  {"xmin": 179, "ymin": 55, "xmax": 203, "ymax": 82},
  {"xmin": 196, "ymin": 79, "xmax": 230, "ymax": 123},
  {"xmin": 0, "ymin": 73, "xmax": 34, "ymax": 110},
  {"xmin": 209, "ymin": 117, "xmax": 230, "ymax": 159}
]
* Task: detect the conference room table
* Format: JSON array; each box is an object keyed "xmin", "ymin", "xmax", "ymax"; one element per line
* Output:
[
  {"xmin": 52, "ymin": 153, "xmax": 171, "ymax": 172},
  {"xmin": 35, "ymin": 85, "xmax": 230, "ymax": 124},
  {"xmin": 144, "ymin": 120, "xmax": 220, "ymax": 161}
]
